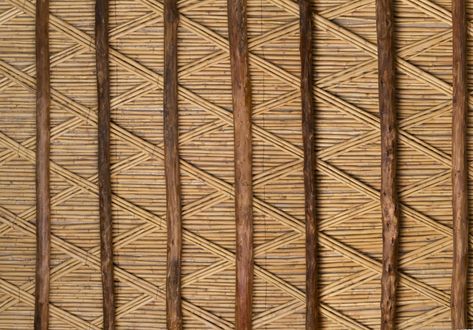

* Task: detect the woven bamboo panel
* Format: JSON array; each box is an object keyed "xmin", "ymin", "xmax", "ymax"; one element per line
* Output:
[{"xmin": 0, "ymin": 0, "xmax": 471, "ymax": 328}]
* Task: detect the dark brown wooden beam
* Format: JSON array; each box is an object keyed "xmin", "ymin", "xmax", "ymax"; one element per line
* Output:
[
  {"xmin": 227, "ymin": 1, "xmax": 254, "ymax": 329},
  {"xmin": 376, "ymin": 0, "xmax": 399, "ymax": 329},
  {"xmin": 164, "ymin": 0, "xmax": 183, "ymax": 329},
  {"xmin": 451, "ymin": 0, "xmax": 469, "ymax": 328},
  {"xmin": 95, "ymin": 0, "xmax": 116, "ymax": 328},
  {"xmin": 34, "ymin": 0, "xmax": 51, "ymax": 329},
  {"xmin": 299, "ymin": 1, "xmax": 318, "ymax": 329}
]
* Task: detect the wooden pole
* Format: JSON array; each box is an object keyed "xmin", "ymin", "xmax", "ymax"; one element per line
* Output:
[
  {"xmin": 34, "ymin": 0, "xmax": 51, "ymax": 328},
  {"xmin": 95, "ymin": 0, "xmax": 115, "ymax": 328},
  {"xmin": 376, "ymin": 1, "xmax": 399, "ymax": 329},
  {"xmin": 299, "ymin": 0, "xmax": 318, "ymax": 329},
  {"xmin": 227, "ymin": 1, "xmax": 254, "ymax": 329},
  {"xmin": 451, "ymin": 0, "xmax": 469, "ymax": 328},
  {"xmin": 164, "ymin": 0, "xmax": 183, "ymax": 329}
]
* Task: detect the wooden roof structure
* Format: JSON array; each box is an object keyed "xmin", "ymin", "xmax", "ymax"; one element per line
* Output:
[{"xmin": 0, "ymin": 0, "xmax": 471, "ymax": 328}]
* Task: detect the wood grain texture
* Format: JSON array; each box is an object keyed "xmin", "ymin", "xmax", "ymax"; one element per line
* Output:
[
  {"xmin": 95, "ymin": 0, "xmax": 116, "ymax": 328},
  {"xmin": 164, "ymin": 0, "xmax": 183, "ymax": 329},
  {"xmin": 299, "ymin": 0, "xmax": 318, "ymax": 329},
  {"xmin": 34, "ymin": 0, "xmax": 51, "ymax": 328},
  {"xmin": 376, "ymin": 0, "xmax": 399, "ymax": 329},
  {"xmin": 451, "ymin": 0, "xmax": 469, "ymax": 328},
  {"xmin": 227, "ymin": 1, "xmax": 254, "ymax": 328}
]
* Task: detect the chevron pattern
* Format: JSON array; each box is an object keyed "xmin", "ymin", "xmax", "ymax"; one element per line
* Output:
[{"xmin": 0, "ymin": 0, "xmax": 470, "ymax": 328}]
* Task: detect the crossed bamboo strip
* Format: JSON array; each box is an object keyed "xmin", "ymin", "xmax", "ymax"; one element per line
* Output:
[
  {"xmin": 0, "ymin": 0, "xmax": 464, "ymax": 328},
  {"xmin": 3, "ymin": 56, "xmax": 370, "ymax": 328},
  {"xmin": 2, "ymin": 0, "xmax": 460, "ymax": 320}
]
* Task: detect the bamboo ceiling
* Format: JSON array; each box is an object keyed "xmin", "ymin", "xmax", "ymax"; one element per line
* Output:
[{"xmin": 0, "ymin": 0, "xmax": 472, "ymax": 329}]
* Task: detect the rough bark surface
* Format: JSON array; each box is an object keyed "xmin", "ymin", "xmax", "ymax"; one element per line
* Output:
[
  {"xmin": 164, "ymin": 0, "xmax": 183, "ymax": 329},
  {"xmin": 95, "ymin": 0, "xmax": 116, "ymax": 328},
  {"xmin": 299, "ymin": 0, "xmax": 318, "ymax": 329},
  {"xmin": 34, "ymin": 0, "xmax": 51, "ymax": 328},
  {"xmin": 376, "ymin": 0, "xmax": 399, "ymax": 329},
  {"xmin": 227, "ymin": 1, "xmax": 254, "ymax": 329},
  {"xmin": 451, "ymin": 0, "xmax": 469, "ymax": 328}
]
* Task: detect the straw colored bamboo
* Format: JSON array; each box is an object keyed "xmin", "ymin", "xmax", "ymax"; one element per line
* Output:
[
  {"xmin": 34, "ymin": 0, "xmax": 51, "ymax": 329},
  {"xmin": 227, "ymin": 0, "xmax": 254, "ymax": 328},
  {"xmin": 95, "ymin": 0, "xmax": 116, "ymax": 328},
  {"xmin": 0, "ymin": 0, "xmax": 470, "ymax": 328},
  {"xmin": 376, "ymin": 0, "xmax": 399, "ymax": 329},
  {"xmin": 451, "ymin": 0, "xmax": 469, "ymax": 328},
  {"xmin": 299, "ymin": 0, "xmax": 318, "ymax": 329},
  {"xmin": 164, "ymin": 0, "xmax": 183, "ymax": 329}
]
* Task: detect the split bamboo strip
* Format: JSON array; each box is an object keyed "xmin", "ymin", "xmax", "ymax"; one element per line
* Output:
[
  {"xmin": 34, "ymin": 0, "xmax": 51, "ymax": 329},
  {"xmin": 451, "ymin": 0, "xmax": 469, "ymax": 328},
  {"xmin": 0, "ymin": 0, "xmax": 469, "ymax": 328},
  {"xmin": 376, "ymin": 0, "xmax": 399, "ymax": 329},
  {"xmin": 299, "ymin": 0, "xmax": 318, "ymax": 329},
  {"xmin": 95, "ymin": 0, "xmax": 116, "ymax": 328},
  {"xmin": 227, "ymin": 0, "xmax": 254, "ymax": 328},
  {"xmin": 164, "ymin": 0, "xmax": 183, "ymax": 329}
]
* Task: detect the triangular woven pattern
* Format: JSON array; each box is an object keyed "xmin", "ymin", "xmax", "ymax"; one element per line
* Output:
[{"xmin": 0, "ymin": 0, "xmax": 469, "ymax": 328}]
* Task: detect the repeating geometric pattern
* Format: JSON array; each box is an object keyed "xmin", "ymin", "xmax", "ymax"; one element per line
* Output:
[{"xmin": 0, "ymin": 0, "xmax": 470, "ymax": 328}]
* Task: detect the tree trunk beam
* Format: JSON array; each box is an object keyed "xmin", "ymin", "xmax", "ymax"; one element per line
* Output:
[
  {"xmin": 227, "ymin": 1, "xmax": 254, "ymax": 329},
  {"xmin": 164, "ymin": 0, "xmax": 183, "ymax": 329},
  {"xmin": 299, "ymin": 0, "xmax": 318, "ymax": 329},
  {"xmin": 451, "ymin": 0, "xmax": 469, "ymax": 328},
  {"xmin": 95, "ymin": 0, "xmax": 116, "ymax": 328},
  {"xmin": 376, "ymin": 1, "xmax": 399, "ymax": 329},
  {"xmin": 34, "ymin": 0, "xmax": 51, "ymax": 328}
]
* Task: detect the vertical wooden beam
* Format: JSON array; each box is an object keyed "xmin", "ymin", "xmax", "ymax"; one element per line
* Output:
[
  {"xmin": 299, "ymin": 1, "xmax": 318, "ymax": 329},
  {"xmin": 34, "ymin": 0, "xmax": 51, "ymax": 328},
  {"xmin": 451, "ymin": 0, "xmax": 469, "ymax": 328},
  {"xmin": 164, "ymin": 0, "xmax": 183, "ymax": 329},
  {"xmin": 376, "ymin": 1, "xmax": 399, "ymax": 329},
  {"xmin": 227, "ymin": 1, "xmax": 254, "ymax": 329},
  {"xmin": 95, "ymin": 0, "xmax": 116, "ymax": 328}
]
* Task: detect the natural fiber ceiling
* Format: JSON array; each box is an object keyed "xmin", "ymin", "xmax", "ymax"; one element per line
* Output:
[{"xmin": 0, "ymin": 0, "xmax": 471, "ymax": 328}]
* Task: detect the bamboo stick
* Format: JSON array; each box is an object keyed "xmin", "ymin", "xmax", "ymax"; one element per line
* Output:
[
  {"xmin": 451, "ymin": 0, "xmax": 469, "ymax": 328},
  {"xmin": 34, "ymin": 0, "xmax": 51, "ymax": 328},
  {"xmin": 227, "ymin": 1, "xmax": 254, "ymax": 328},
  {"xmin": 299, "ymin": 0, "xmax": 318, "ymax": 329},
  {"xmin": 95, "ymin": 0, "xmax": 115, "ymax": 328},
  {"xmin": 164, "ymin": 0, "xmax": 183, "ymax": 329},
  {"xmin": 376, "ymin": 0, "xmax": 399, "ymax": 329}
]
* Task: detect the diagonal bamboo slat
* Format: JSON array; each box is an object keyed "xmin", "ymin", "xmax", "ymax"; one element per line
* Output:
[{"xmin": 1, "ymin": 0, "xmax": 472, "ymax": 328}]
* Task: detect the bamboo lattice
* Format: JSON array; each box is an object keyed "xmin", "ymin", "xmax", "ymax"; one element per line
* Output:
[{"xmin": 0, "ymin": 0, "xmax": 471, "ymax": 328}]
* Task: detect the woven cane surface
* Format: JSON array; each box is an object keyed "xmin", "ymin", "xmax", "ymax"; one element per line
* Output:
[{"xmin": 0, "ymin": 0, "xmax": 470, "ymax": 328}]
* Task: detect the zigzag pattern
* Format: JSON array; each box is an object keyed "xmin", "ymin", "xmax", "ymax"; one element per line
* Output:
[{"xmin": 0, "ymin": 0, "xmax": 468, "ymax": 328}]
